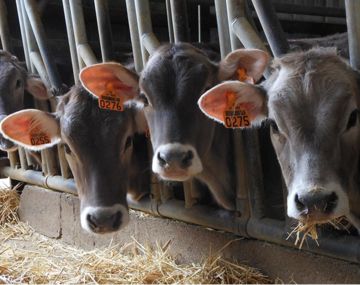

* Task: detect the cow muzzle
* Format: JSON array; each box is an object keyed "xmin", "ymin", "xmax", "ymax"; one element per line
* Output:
[
  {"xmin": 288, "ymin": 185, "xmax": 349, "ymax": 223},
  {"xmin": 152, "ymin": 143, "xmax": 203, "ymax": 181},
  {"xmin": 80, "ymin": 204, "xmax": 129, "ymax": 234}
]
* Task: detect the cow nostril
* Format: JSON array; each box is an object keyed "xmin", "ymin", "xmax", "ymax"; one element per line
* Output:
[
  {"xmin": 157, "ymin": 152, "xmax": 167, "ymax": 167},
  {"xmin": 324, "ymin": 192, "xmax": 338, "ymax": 213},
  {"xmin": 295, "ymin": 194, "xmax": 306, "ymax": 211},
  {"xmin": 181, "ymin": 150, "xmax": 194, "ymax": 168},
  {"xmin": 86, "ymin": 214, "xmax": 97, "ymax": 230},
  {"xmin": 112, "ymin": 211, "xmax": 122, "ymax": 229}
]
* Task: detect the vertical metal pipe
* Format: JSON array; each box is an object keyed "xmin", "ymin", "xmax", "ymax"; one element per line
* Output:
[
  {"xmin": 226, "ymin": 0, "xmax": 243, "ymax": 50},
  {"xmin": 197, "ymin": 5, "xmax": 201, "ymax": 43},
  {"xmin": 214, "ymin": 0, "xmax": 231, "ymax": 58},
  {"xmin": 345, "ymin": 0, "xmax": 360, "ymax": 69},
  {"xmin": 24, "ymin": 0, "xmax": 63, "ymax": 90},
  {"xmin": 251, "ymin": 0, "xmax": 289, "ymax": 56},
  {"xmin": 165, "ymin": 0, "xmax": 174, "ymax": 43},
  {"xmin": 16, "ymin": 0, "xmax": 31, "ymax": 70},
  {"xmin": 135, "ymin": 0, "xmax": 158, "ymax": 64},
  {"xmin": 170, "ymin": 0, "xmax": 190, "ymax": 42},
  {"xmin": 126, "ymin": 0, "xmax": 143, "ymax": 72},
  {"xmin": 62, "ymin": 0, "xmax": 80, "ymax": 83},
  {"xmin": 69, "ymin": 0, "xmax": 88, "ymax": 69},
  {"xmin": 94, "ymin": 0, "xmax": 113, "ymax": 62},
  {"xmin": 18, "ymin": 148, "xmax": 28, "ymax": 170},
  {"xmin": 8, "ymin": 152, "xmax": 19, "ymax": 169},
  {"xmin": 0, "ymin": 0, "xmax": 12, "ymax": 52}
]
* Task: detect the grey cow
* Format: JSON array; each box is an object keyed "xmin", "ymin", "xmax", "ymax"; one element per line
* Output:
[
  {"xmin": 87, "ymin": 43, "xmax": 269, "ymax": 210},
  {"xmin": 199, "ymin": 47, "xmax": 360, "ymax": 231},
  {"xmin": 0, "ymin": 79, "xmax": 149, "ymax": 234},
  {"xmin": 0, "ymin": 50, "xmax": 50, "ymax": 151}
]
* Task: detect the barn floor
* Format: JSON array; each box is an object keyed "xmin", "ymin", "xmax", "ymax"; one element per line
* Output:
[{"xmin": 5, "ymin": 184, "xmax": 360, "ymax": 283}]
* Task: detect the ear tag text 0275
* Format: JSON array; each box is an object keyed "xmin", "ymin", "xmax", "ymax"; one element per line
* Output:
[
  {"xmin": 98, "ymin": 82, "xmax": 125, "ymax": 111},
  {"xmin": 223, "ymin": 91, "xmax": 251, "ymax": 128}
]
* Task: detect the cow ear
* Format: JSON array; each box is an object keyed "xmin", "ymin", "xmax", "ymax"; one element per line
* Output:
[
  {"xmin": 218, "ymin": 49, "xmax": 270, "ymax": 83},
  {"xmin": 79, "ymin": 62, "xmax": 139, "ymax": 102},
  {"xmin": 0, "ymin": 109, "xmax": 60, "ymax": 151},
  {"xmin": 198, "ymin": 81, "xmax": 267, "ymax": 128},
  {"xmin": 26, "ymin": 76, "xmax": 52, "ymax": 100}
]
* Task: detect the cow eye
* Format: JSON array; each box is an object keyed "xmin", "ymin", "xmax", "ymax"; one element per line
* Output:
[
  {"xmin": 124, "ymin": 136, "xmax": 132, "ymax": 151},
  {"xmin": 138, "ymin": 92, "xmax": 149, "ymax": 107},
  {"xmin": 15, "ymin": 79, "xmax": 22, "ymax": 89},
  {"xmin": 63, "ymin": 144, "xmax": 71, "ymax": 154},
  {"xmin": 269, "ymin": 120, "xmax": 279, "ymax": 134},
  {"xmin": 346, "ymin": 109, "xmax": 358, "ymax": 131}
]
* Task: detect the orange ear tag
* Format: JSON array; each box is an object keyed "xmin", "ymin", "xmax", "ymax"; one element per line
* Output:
[
  {"xmin": 29, "ymin": 126, "xmax": 51, "ymax": 146},
  {"xmin": 237, "ymin": 68, "xmax": 255, "ymax": 84},
  {"xmin": 98, "ymin": 82, "xmax": 125, "ymax": 112},
  {"xmin": 222, "ymin": 91, "xmax": 251, "ymax": 128}
]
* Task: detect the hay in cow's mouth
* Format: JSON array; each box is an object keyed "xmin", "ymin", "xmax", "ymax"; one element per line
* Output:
[
  {"xmin": 0, "ymin": 184, "xmax": 272, "ymax": 284},
  {"xmin": 286, "ymin": 217, "xmax": 350, "ymax": 249}
]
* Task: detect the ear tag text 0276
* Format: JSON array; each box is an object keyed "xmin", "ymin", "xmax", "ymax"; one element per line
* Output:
[
  {"xmin": 223, "ymin": 91, "xmax": 251, "ymax": 128},
  {"xmin": 98, "ymin": 82, "xmax": 125, "ymax": 111}
]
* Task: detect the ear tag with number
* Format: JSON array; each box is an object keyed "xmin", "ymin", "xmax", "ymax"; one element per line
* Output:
[
  {"xmin": 222, "ymin": 91, "xmax": 251, "ymax": 128},
  {"xmin": 237, "ymin": 68, "xmax": 255, "ymax": 84},
  {"xmin": 98, "ymin": 82, "xmax": 125, "ymax": 112},
  {"xmin": 29, "ymin": 125, "xmax": 51, "ymax": 146}
]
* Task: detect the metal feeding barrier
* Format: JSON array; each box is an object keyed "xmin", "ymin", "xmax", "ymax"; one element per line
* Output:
[{"xmin": 0, "ymin": 0, "xmax": 359, "ymax": 263}]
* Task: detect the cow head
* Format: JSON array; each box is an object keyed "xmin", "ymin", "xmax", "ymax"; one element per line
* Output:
[
  {"xmin": 199, "ymin": 48, "xmax": 360, "ymax": 224},
  {"xmin": 0, "ymin": 64, "xmax": 146, "ymax": 234},
  {"xmin": 0, "ymin": 50, "xmax": 50, "ymax": 151},
  {"xmin": 138, "ymin": 44, "xmax": 268, "ymax": 182}
]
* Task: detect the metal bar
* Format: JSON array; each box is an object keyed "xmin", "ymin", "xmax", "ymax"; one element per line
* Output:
[
  {"xmin": 58, "ymin": 145, "xmax": 71, "ymax": 179},
  {"xmin": 126, "ymin": 0, "xmax": 143, "ymax": 72},
  {"xmin": 272, "ymin": 3, "xmax": 345, "ymax": 18},
  {"xmin": 197, "ymin": 5, "xmax": 201, "ymax": 43},
  {"xmin": 165, "ymin": 0, "xmax": 174, "ymax": 43},
  {"xmin": 345, "ymin": 0, "xmax": 360, "ymax": 69},
  {"xmin": 62, "ymin": 0, "xmax": 80, "ymax": 83},
  {"xmin": 8, "ymin": 152, "xmax": 19, "ymax": 169},
  {"xmin": 1, "ymin": 166, "xmax": 77, "ymax": 195},
  {"xmin": 170, "ymin": 0, "xmax": 190, "ymax": 42},
  {"xmin": 29, "ymin": 51, "xmax": 50, "ymax": 84},
  {"xmin": 141, "ymin": 33, "xmax": 160, "ymax": 55},
  {"xmin": 214, "ymin": 0, "xmax": 231, "ymax": 58},
  {"xmin": 18, "ymin": 148, "xmax": 28, "ymax": 170},
  {"xmin": 24, "ymin": 0, "xmax": 63, "ymax": 89},
  {"xmin": 16, "ymin": 0, "xmax": 31, "ymax": 71},
  {"xmin": 183, "ymin": 180, "xmax": 197, "ymax": 208},
  {"xmin": 251, "ymin": 0, "xmax": 290, "ymax": 56},
  {"xmin": 226, "ymin": 0, "xmax": 243, "ymax": 50},
  {"xmin": 135, "ymin": 0, "xmax": 159, "ymax": 65},
  {"xmin": 69, "ymin": 0, "xmax": 90, "ymax": 69},
  {"xmin": 247, "ymin": 218, "xmax": 360, "ymax": 263},
  {"xmin": 78, "ymin": 43, "xmax": 98, "ymax": 66},
  {"xmin": 0, "ymin": 0, "xmax": 12, "ymax": 52},
  {"xmin": 94, "ymin": 0, "xmax": 113, "ymax": 62},
  {"xmin": 227, "ymin": 0, "xmax": 268, "ymax": 52}
]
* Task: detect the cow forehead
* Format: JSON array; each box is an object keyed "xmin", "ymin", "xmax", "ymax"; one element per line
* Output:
[
  {"xmin": 140, "ymin": 45, "xmax": 215, "ymax": 105},
  {"xmin": 58, "ymin": 87, "xmax": 133, "ymax": 146}
]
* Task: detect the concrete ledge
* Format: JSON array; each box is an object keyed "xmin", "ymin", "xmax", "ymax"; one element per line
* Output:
[{"xmin": 19, "ymin": 185, "xmax": 360, "ymax": 283}]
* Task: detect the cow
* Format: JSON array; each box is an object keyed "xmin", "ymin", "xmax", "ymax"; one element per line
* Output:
[
  {"xmin": 86, "ymin": 43, "xmax": 269, "ymax": 210},
  {"xmin": 198, "ymin": 47, "xmax": 360, "ymax": 231},
  {"xmin": 0, "ymin": 65, "xmax": 149, "ymax": 234},
  {"xmin": 0, "ymin": 50, "xmax": 50, "ymax": 151}
]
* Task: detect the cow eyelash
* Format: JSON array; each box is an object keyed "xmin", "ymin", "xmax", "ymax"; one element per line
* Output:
[
  {"xmin": 268, "ymin": 119, "xmax": 279, "ymax": 133},
  {"xmin": 63, "ymin": 144, "xmax": 71, "ymax": 154},
  {"xmin": 138, "ymin": 92, "xmax": 149, "ymax": 107},
  {"xmin": 124, "ymin": 136, "xmax": 132, "ymax": 151},
  {"xmin": 346, "ymin": 109, "xmax": 359, "ymax": 131}
]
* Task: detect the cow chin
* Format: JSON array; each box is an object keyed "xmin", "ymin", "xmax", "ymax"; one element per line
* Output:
[{"xmin": 157, "ymin": 170, "xmax": 194, "ymax": 182}]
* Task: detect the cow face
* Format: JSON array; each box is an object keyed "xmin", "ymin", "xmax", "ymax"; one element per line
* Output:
[
  {"xmin": 138, "ymin": 44, "xmax": 268, "ymax": 182},
  {"xmin": 199, "ymin": 48, "xmax": 360, "ymax": 225},
  {"xmin": 1, "ymin": 65, "xmax": 146, "ymax": 234},
  {"xmin": 0, "ymin": 50, "xmax": 50, "ymax": 151}
]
